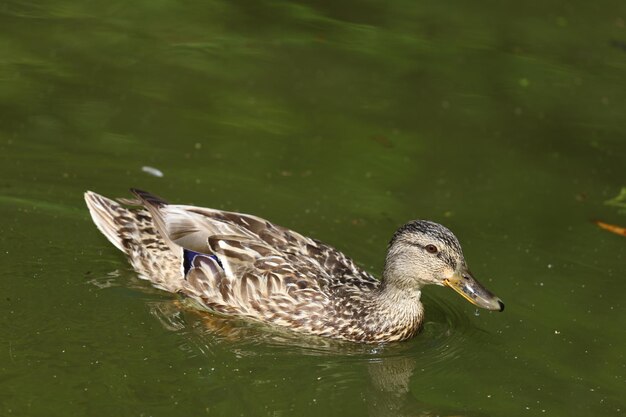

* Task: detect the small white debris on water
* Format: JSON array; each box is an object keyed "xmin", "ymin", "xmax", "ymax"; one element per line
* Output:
[
  {"xmin": 474, "ymin": 309, "xmax": 480, "ymax": 316},
  {"xmin": 554, "ymin": 330, "xmax": 560, "ymax": 335},
  {"xmin": 547, "ymin": 264, "xmax": 553, "ymax": 269},
  {"xmin": 141, "ymin": 166, "xmax": 164, "ymax": 177}
]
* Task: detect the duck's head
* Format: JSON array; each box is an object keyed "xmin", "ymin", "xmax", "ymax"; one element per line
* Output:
[{"xmin": 384, "ymin": 220, "xmax": 504, "ymax": 312}]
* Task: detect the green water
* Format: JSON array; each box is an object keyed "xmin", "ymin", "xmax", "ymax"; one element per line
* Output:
[{"xmin": 1, "ymin": 1, "xmax": 625, "ymax": 416}]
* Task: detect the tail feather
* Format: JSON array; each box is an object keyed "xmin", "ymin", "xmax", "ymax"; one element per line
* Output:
[
  {"xmin": 84, "ymin": 191, "xmax": 127, "ymax": 252},
  {"xmin": 128, "ymin": 188, "xmax": 181, "ymax": 255},
  {"xmin": 84, "ymin": 190, "xmax": 183, "ymax": 292},
  {"xmin": 130, "ymin": 188, "xmax": 168, "ymax": 208}
]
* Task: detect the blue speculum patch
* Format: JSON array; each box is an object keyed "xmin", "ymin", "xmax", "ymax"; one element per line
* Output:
[{"xmin": 182, "ymin": 249, "xmax": 223, "ymax": 274}]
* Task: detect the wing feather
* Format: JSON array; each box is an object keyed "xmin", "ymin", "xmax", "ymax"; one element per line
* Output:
[
  {"xmin": 155, "ymin": 204, "xmax": 378, "ymax": 285},
  {"xmin": 122, "ymin": 192, "xmax": 379, "ymax": 322}
]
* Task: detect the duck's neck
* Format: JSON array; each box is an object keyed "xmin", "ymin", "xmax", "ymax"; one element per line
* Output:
[
  {"xmin": 377, "ymin": 280, "xmax": 423, "ymax": 315},
  {"xmin": 367, "ymin": 279, "xmax": 424, "ymax": 342},
  {"xmin": 378, "ymin": 257, "xmax": 424, "ymax": 313}
]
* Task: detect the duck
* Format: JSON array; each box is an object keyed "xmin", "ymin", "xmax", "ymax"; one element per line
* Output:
[{"xmin": 84, "ymin": 189, "xmax": 504, "ymax": 343}]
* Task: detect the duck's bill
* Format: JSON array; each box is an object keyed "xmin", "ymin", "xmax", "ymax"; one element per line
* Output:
[{"xmin": 443, "ymin": 272, "xmax": 504, "ymax": 312}]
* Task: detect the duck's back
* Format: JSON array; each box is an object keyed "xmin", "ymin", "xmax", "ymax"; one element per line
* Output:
[{"xmin": 85, "ymin": 190, "xmax": 381, "ymax": 339}]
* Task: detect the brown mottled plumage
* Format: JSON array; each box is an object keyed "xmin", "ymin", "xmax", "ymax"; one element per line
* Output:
[{"xmin": 85, "ymin": 189, "xmax": 503, "ymax": 343}]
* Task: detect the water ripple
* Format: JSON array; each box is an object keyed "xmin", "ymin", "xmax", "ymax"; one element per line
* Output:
[{"xmin": 144, "ymin": 290, "xmax": 481, "ymax": 366}]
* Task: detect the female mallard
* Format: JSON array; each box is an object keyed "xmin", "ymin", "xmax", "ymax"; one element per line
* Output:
[{"xmin": 85, "ymin": 189, "xmax": 503, "ymax": 343}]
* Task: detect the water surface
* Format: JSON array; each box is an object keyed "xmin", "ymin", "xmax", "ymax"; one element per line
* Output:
[{"xmin": 1, "ymin": 1, "xmax": 625, "ymax": 416}]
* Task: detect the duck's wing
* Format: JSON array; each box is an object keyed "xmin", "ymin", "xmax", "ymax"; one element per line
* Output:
[
  {"xmin": 130, "ymin": 190, "xmax": 379, "ymax": 322},
  {"xmin": 131, "ymin": 189, "xmax": 379, "ymax": 286},
  {"xmin": 181, "ymin": 246, "xmax": 335, "ymax": 326}
]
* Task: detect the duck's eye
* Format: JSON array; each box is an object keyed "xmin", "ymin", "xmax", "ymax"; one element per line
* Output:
[{"xmin": 425, "ymin": 244, "xmax": 438, "ymax": 254}]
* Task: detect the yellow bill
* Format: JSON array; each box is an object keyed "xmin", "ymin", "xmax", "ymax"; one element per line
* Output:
[{"xmin": 443, "ymin": 271, "xmax": 504, "ymax": 312}]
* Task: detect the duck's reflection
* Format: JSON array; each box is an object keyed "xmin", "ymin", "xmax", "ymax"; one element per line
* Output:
[
  {"xmin": 366, "ymin": 356, "xmax": 467, "ymax": 417},
  {"xmin": 148, "ymin": 299, "xmax": 468, "ymax": 417},
  {"xmin": 367, "ymin": 356, "xmax": 416, "ymax": 417}
]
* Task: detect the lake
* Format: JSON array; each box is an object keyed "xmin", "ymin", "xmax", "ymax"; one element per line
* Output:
[{"xmin": 1, "ymin": 1, "xmax": 625, "ymax": 416}]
